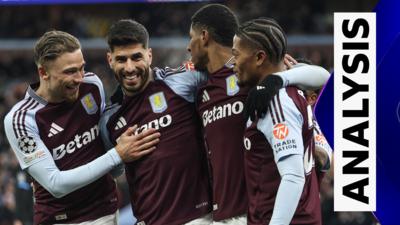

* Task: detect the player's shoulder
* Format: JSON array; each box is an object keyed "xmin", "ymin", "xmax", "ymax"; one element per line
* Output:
[
  {"xmin": 4, "ymin": 96, "xmax": 43, "ymax": 138},
  {"xmin": 82, "ymin": 72, "xmax": 103, "ymax": 88},
  {"xmin": 100, "ymin": 103, "xmax": 122, "ymax": 130},
  {"xmin": 104, "ymin": 102, "xmax": 121, "ymax": 116},
  {"xmin": 103, "ymin": 103, "xmax": 122, "ymax": 120},
  {"xmin": 154, "ymin": 61, "xmax": 198, "ymax": 79},
  {"xmin": 261, "ymin": 87, "xmax": 305, "ymax": 126},
  {"xmin": 280, "ymin": 87, "xmax": 308, "ymax": 109}
]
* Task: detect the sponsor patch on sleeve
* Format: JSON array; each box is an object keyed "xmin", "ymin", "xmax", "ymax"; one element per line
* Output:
[
  {"xmin": 272, "ymin": 123, "xmax": 289, "ymax": 140},
  {"xmin": 18, "ymin": 136, "xmax": 37, "ymax": 154},
  {"xmin": 17, "ymin": 136, "xmax": 46, "ymax": 164}
]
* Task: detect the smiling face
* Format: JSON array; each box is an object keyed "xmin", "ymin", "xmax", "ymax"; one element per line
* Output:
[
  {"xmin": 39, "ymin": 49, "xmax": 85, "ymax": 103},
  {"xmin": 108, "ymin": 43, "xmax": 152, "ymax": 96}
]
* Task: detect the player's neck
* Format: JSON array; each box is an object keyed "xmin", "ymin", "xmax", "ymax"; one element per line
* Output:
[
  {"xmin": 36, "ymin": 82, "xmax": 60, "ymax": 103},
  {"xmin": 206, "ymin": 44, "xmax": 232, "ymax": 74},
  {"xmin": 258, "ymin": 61, "xmax": 286, "ymax": 83}
]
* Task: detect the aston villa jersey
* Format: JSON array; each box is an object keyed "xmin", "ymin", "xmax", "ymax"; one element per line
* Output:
[
  {"xmin": 102, "ymin": 70, "xmax": 211, "ymax": 225},
  {"xmin": 244, "ymin": 87, "xmax": 321, "ymax": 225},
  {"xmin": 196, "ymin": 65, "xmax": 249, "ymax": 220},
  {"xmin": 4, "ymin": 73, "xmax": 118, "ymax": 225}
]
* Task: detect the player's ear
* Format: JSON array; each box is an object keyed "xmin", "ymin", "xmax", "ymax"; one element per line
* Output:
[
  {"xmin": 201, "ymin": 29, "xmax": 209, "ymax": 46},
  {"xmin": 107, "ymin": 52, "xmax": 113, "ymax": 69},
  {"xmin": 255, "ymin": 50, "xmax": 267, "ymax": 66},
  {"xmin": 38, "ymin": 65, "xmax": 49, "ymax": 80}
]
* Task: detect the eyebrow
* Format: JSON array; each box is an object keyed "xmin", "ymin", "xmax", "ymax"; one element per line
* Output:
[
  {"xmin": 115, "ymin": 52, "xmax": 143, "ymax": 60},
  {"xmin": 63, "ymin": 63, "xmax": 85, "ymax": 73}
]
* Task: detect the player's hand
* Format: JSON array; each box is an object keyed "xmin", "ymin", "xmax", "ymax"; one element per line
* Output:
[
  {"xmin": 283, "ymin": 54, "xmax": 298, "ymax": 69},
  {"xmin": 244, "ymin": 74, "xmax": 283, "ymax": 122},
  {"xmin": 115, "ymin": 125, "xmax": 161, "ymax": 162}
]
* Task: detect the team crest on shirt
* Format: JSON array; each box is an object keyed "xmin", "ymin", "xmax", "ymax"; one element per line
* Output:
[
  {"xmin": 80, "ymin": 93, "xmax": 98, "ymax": 115},
  {"xmin": 226, "ymin": 75, "xmax": 239, "ymax": 96},
  {"xmin": 149, "ymin": 92, "xmax": 168, "ymax": 113}
]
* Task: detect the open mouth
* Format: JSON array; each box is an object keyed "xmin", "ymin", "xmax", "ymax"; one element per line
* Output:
[
  {"xmin": 66, "ymin": 85, "xmax": 79, "ymax": 92},
  {"xmin": 123, "ymin": 74, "xmax": 139, "ymax": 80}
]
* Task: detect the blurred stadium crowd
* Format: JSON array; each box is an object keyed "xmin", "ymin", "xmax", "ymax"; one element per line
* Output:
[{"xmin": 0, "ymin": 0, "xmax": 377, "ymax": 224}]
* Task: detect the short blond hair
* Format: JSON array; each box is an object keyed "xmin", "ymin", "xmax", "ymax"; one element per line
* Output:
[{"xmin": 34, "ymin": 30, "xmax": 81, "ymax": 67}]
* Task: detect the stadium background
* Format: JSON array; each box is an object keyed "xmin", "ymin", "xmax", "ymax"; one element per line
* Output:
[{"xmin": 0, "ymin": 0, "xmax": 378, "ymax": 224}]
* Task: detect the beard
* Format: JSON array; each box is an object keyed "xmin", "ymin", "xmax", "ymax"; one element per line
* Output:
[
  {"xmin": 64, "ymin": 91, "xmax": 79, "ymax": 103},
  {"xmin": 115, "ymin": 66, "xmax": 150, "ymax": 96},
  {"xmin": 236, "ymin": 71, "xmax": 259, "ymax": 88},
  {"xmin": 193, "ymin": 53, "xmax": 209, "ymax": 73}
]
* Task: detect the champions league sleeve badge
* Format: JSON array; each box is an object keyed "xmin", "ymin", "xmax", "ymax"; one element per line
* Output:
[
  {"xmin": 149, "ymin": 92, "xmax": 168, "ymax": 113},
  {"xmin": 18, "ymin": 136, "xmax": 37, "ymax": 154},
  {"xmin": 226, "ymin": 75, "xmax": 240, "ymax": 96},
  {"xmin": 81, "ymin": 93, "xmax": 98, "ymax": 115}
]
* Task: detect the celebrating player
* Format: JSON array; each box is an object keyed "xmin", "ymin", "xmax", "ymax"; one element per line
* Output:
[
  {"xmin": 100, "ymin": 19, "xmax": 212, "ymax": 225},
  {"xmin": 3, "ymin": 30, "xmax": 160, "ymax": 225},
  {"xmin": 232, "ymin": 18, "xmax": 322, "ymax": 225},
  {"xmin": 186, "ymin": 4, "xmax": 329, "ymax": 224}
]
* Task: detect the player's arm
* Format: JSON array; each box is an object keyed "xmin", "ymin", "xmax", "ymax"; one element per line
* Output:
[
  {"xmin": 244, "ymin": 64, "xmax": 330, "ymax": 121},
  {"xmin": 4, "ymin": 113, "xmax": 160, "ymax": 198},
  {"xmin": 99, "ymin": 104, "xmax": 125, "ymax": 178},
  {"xmin": 257, "ymin": 89, "xmax": 306, "ymax": 225},
  {"xmin": 154, "ymin": 65, "xmax": 207, "ymax": 102},
  {"xmin": 277, "ymin": 63, "xmax": 330, "ymax": 90}
]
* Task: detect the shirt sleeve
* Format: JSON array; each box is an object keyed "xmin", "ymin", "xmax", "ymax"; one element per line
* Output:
[
  {"xmin": 27, "ymin": 148, "xmax": 121, "ymax": 198},
  {"xmin": 4, "ymin": 109, "xmax": 122, "ymax": 198},
  {"xmin": 99, "ymin": 104, "xmax": 125, "ymax": 178},
  {"xmin": 99, "ymin": 104, "xmax": 121, "ymax": 149},
  {"xmin": 276, "ymin": 63, "xmax": 330, "ymax": 91},
  {"xmin": 255, "ymin": 88, "xmax": 306, "ymax": 225},
  {"xmin": 4, "ymin": 109, "xmax": 51, "ymax": 169},
  {"xmin": 269, "ymin": 154, "xmax": 305, "ymax": 225},
  {"xmin": 155, "ymin": 67, "xmax": 207, "ymax": 102},
  {"xmin": 257, "ymin": 89, "xmax": 304, "ymax": 162}
]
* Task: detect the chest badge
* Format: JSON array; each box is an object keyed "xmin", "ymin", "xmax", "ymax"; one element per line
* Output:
[
  {"xmin": 80, "ymin": 93, "xmax": 98, "ymax": 115},
  {"xmin": 226, "ymin": 74, "xmax": 239, "ymax": 96},
  {"xmin": 149, "ymin": 92, "xmax": 168, "ymax": 113}
]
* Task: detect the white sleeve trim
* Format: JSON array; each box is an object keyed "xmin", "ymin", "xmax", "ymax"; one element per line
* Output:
[
  {"xmin": 4, "ymin": 103, "xmax": 50, "ymax": 170},
  {"xmin": 27, "ymin": 148, "xmax": 121, "ymax": 198},
  {"xmin": 276, "ymin": 64, "xmax": 330, "ymax": 90},
  {"xmin": 163, "ymin": 70, "xmax": 207, "ymax": 102},
  {"xmin": 269, "ymin": 154, "xmax": 305, "ymax": 225},
  {"xmin": 257, "ymin": 89, "xmax": 304, "ymax": 163}
]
